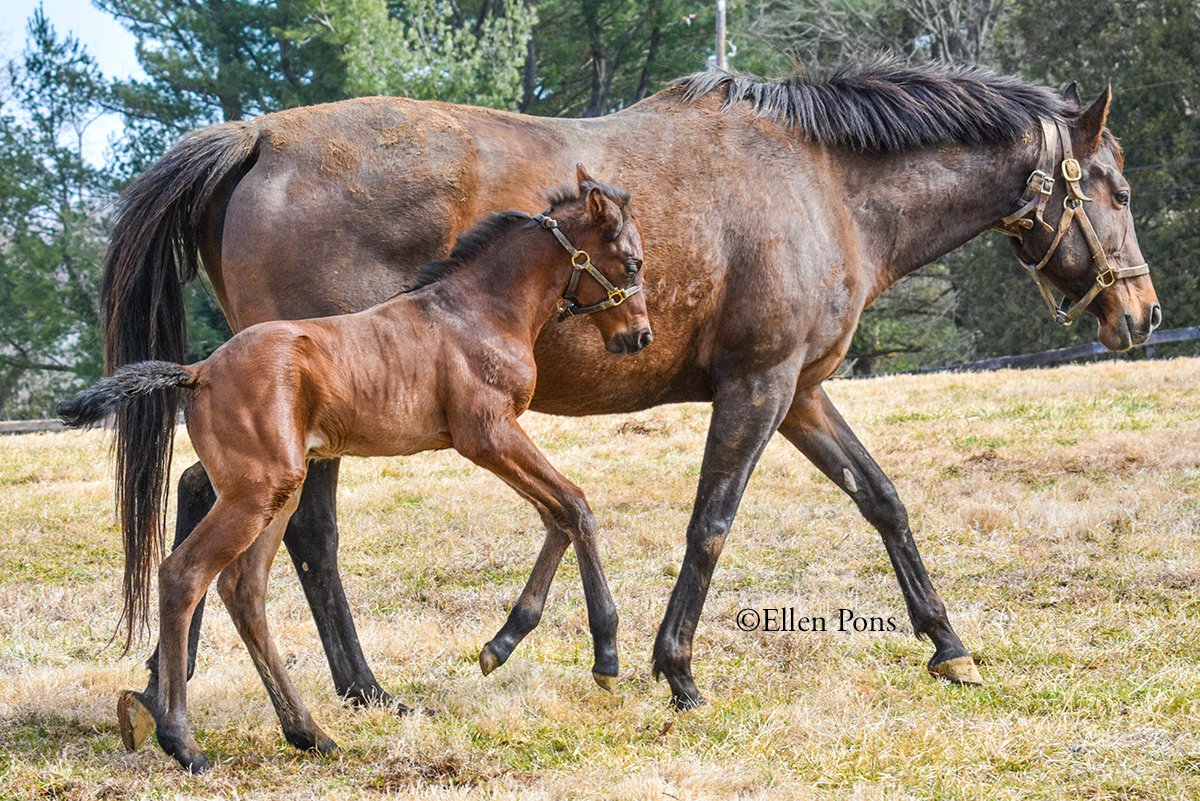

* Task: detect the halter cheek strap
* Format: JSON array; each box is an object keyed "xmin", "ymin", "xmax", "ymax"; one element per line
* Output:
[
  {"xmin": 534, "ymin": 213, "xmax": 643, "ymax": 319},
  {"xmin": 993, "ymin": 118, "xmax": 1150, "ymax": 326}
]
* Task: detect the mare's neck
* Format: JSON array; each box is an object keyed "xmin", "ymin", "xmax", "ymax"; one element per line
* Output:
[
  {"xmin": 438, "ymin": 228, "xmax": 572, "ymax": 344},
  {"xmin": 842, "ymin": 130, "xmax": 1043, "ymax": 303}
]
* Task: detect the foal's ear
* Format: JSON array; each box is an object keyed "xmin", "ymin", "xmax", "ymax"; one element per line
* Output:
[
  {"xmin": 587, "ymin": 186, "xmax": 623, "ymax": 233},
  {"xmin": 1074, "ymin": 83, "xmax": 1112, "ymax": 152}
]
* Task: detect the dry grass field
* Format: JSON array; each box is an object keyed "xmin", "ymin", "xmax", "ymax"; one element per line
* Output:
[{"xmin": 0, "ymin": 358, "xmax": 1197, "ymax": 800}]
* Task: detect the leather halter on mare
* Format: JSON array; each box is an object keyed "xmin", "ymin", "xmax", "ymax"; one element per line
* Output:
[
  {"xmin": 534, "ymin": 212, "xmax": 643, "ymax": 319},
  {"xmin": 993, "ymin": 118, "xmax": 1149, "ymax": 326}
]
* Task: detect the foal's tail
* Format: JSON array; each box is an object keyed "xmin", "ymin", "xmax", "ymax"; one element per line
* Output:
[{"xmin": 58, "ymin": 361, "xmax": 198, "ymax": 650}]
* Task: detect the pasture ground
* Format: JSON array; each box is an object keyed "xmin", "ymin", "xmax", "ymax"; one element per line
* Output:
[{"xmin": 0, "ymin": 358, "xmax": 1197, "ymax": 800}]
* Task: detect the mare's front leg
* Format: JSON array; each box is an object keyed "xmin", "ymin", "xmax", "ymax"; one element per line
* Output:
[
  {"xmin": 653, "ymin": 356, "xmax": 803, "ymax": 709},
  {"xmin": 456, "ymin": 416, "xmax": 619, "ymax": 691},
  {"xmin": 778, "ymin": 385, "xmax": 980, "ymax": 683}
]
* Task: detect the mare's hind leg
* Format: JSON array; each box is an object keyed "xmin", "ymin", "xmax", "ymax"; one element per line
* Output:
[
  {"xmin": 153, "ymin": 488, "xmax": 295, "ymax": 773},
  {"xmin": 456, "ymin": 416, "xmax": 619, "ymax": 691},
  {"xmin": 280, "ymin": 459, "xmax": 402, "ymax": 711},
  {"xmin": 216, "ymin": 484, "xmax": 338, "ymax": 754},
  {"xmin": 479, "ymin": 514, "xmax": 569, "ymax": 676},
  {"xmin": 778, "ymin": 385, "xmax": 980, "ymax": 684}
]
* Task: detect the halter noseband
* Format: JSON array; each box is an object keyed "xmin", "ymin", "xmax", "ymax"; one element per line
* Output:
[
  {"xmin": 993, "ymin": 118, "xmax": 1149, "ymax": 326},
  {"xmin": 534, "ymin": 212, "xmax": 643, "ymax": 319}
]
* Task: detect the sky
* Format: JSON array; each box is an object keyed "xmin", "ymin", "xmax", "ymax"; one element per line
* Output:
[{"xmin": 2, "ymin": 0, "xmax": 145, "ymax": 164}]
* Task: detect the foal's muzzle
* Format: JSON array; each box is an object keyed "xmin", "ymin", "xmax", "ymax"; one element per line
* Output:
[{"xmin": 607, "ymin": 327, "xmax": 654, "ymax": 355}]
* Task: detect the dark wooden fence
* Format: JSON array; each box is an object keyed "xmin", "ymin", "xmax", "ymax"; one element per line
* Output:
[{"xmin": 914, "ymin": 325, "xmax": 1199, "ymax": 374}]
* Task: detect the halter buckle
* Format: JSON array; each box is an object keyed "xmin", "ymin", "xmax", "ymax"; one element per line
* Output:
[
  {"xmin": 1096, "ymin": 267, "xmax": 1116, "ymax": 288},
  {"xmin": 1061, "ymin": 158, "xmax": 1083, "ymax": 182},
  {"xmin": 572, "ymin": 250, "xmax": 590, "ymax": 268},
  {"xmin": 1030, "ymin": 170, "xmax": 1054, "ymax": 195},
  {"xmin": 607, "ymin": 289, "xmax": 626, "ymax": 306}
]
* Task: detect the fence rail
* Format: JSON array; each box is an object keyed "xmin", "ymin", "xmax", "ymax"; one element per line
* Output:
[
  {"xmin": 2, "ymin": 327, "xmax": 1197, "ymax": 434},
  {"xmin": 914, "ymin": 325, "xmax": 1200, "ymax": 374}
]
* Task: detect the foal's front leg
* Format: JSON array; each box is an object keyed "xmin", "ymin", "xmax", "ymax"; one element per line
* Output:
[
  {"xmin": 479, "ymin": 513, "xmax": 569, "ymax": 676},
  {"xmin": 456, "ymin": 417, "xmax": 619, "ymax": 691}
]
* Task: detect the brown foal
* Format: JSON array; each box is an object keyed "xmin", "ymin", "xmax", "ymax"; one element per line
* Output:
[{"xmin": 60, "ymin": 168, "xmax": 649, "ymax": 773}]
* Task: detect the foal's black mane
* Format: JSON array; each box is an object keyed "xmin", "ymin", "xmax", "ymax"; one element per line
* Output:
[
  {"xmin": 403, "ymin": 181, "xmax": 629, "ymax": 292},
  {"xmin": 674, "ymin": 56, "xmax": 1067, "ymax": 152}
]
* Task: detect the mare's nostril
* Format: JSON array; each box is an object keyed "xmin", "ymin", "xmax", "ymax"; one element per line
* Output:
[
  {"xmin": 1149, "ymin": 304, "xmax": 1162, "ymax": 331},
  {"xmin": 637, "ymin": 329, "xmax": 654, "ymax": 350}
]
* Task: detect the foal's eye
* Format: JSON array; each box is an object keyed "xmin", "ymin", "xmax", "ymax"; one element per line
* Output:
[
  {"xmin": 1115, "ymin": 190, "xmax": 1131, "ymax": 206},
  {"xmin": 625, "ymin": 259, "xmax": 643, "ymax": 276}
]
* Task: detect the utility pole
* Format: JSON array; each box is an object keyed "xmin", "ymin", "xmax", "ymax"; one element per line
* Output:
[{"xmin": 715, "ymin": 0, "xmax": 727, "ymax": 70}]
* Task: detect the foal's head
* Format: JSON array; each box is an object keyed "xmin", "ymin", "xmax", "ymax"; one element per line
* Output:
[
  {"xmin": 1006, "ymin": 85, "xmax": 1160, "ymax": 350},
  {"xmin": 546, "ymin": 166, "xmax": 651, "ymax": 354}
]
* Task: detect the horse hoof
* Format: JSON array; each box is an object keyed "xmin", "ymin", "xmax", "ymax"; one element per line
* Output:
[
  {"xmin": 479, "ymin": 642, "xmax": 504, "ymax": 676},
  {"xmin": 670, "ymin": 691, "xmax": 707, "ymax": 711},
  {"xmin": 315, "ymin": 734, "xmax": 340, "ymax": 756},
  {"xmin": 928, "ymin": 655, "xmax": 983, "ymax": 685},
  {"xmin": 117, "ymin": 690, "xmax": 154, "ymax": 752},
  {"xmin": 179, "ymin": 751, "xmax": 212, "ymax": 774},
  {"xmin": 592, "ymin": 672, "xmax": 618, "ymax": 694}
]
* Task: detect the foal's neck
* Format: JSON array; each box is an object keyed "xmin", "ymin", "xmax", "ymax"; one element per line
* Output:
[
  {"xmin": 437, "ymin": 229, "xmax": 572, "ymax": 344},
  {"xmin": 844, "ymin": 131, "xmax": 1043, "ymax": 303}
]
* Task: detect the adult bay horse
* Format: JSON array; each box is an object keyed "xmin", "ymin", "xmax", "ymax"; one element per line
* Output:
[
  {"xmin": 102, "ymin": 60, "xmax": 1160, "ymax": 732},
  {"xmin": 66, "ymin": 174, "xmax": 648, "ymax": 772}
]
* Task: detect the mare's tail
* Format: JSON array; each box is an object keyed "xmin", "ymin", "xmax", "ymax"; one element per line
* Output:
[
  {"xmin": 58, "ymin": 361, "xmax": 198, "ymax": 650},
  {"xmin": 97, "ymin": 119, "xmax": 256, "ymax": 650}
]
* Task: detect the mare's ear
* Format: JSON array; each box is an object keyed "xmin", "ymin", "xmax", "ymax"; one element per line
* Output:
[
  {"xmin": 1074, "ymin": 83, "xmax": 1112, "ymax": 152},
  {"xmin": 1063, "ymin": 81, "xmax": 1082, "ymax": 110},
  {"xmin": 576, "ymin": 163, "xmax": 596, "ymax": 192}
]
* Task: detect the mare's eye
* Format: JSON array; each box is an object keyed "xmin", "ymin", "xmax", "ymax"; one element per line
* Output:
[
  {"xmin": 1115, "ymin": 190, "xmax": 1131, "ymax": 206},
  {"xmin": 625, "ymin": 259, "xmax": 643, "ymax": 276}
]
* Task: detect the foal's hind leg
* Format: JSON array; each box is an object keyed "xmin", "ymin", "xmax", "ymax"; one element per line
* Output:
[
  {"xmin": 216, "ymin": 484, "xmax": 338, "ymax": 754},
  {"xmin": 479, "ymin": 513, "xmax": 570, "ymax": 676},
  {"xmin": 778, "ymin": 386, "xmax": 980, "ymax": 684},
  {"xmin": 456, "ymin": 416, "xmax": 619, "ymax": 691},
  {"xmin": 120, "ymin": 463, "xmax": 215, "ymax": 752},
  {"xmin": 153, "ymin": 491, "xmax": 288, "ymax": 773}
]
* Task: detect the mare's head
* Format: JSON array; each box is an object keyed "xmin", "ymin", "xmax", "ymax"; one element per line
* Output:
[
  {"xmin": 545, "ymin": 166, "xmax": 651, "ymax": 354},
  {"xmin": 1007, "ymin": 85, "xmax": 1160, "ymax": 350}
]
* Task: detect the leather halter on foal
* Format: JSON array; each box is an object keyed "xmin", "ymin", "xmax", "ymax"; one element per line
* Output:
[
  {"xmin": 993, "ymin": 118, "xmax": 1150, "ymax": 326},
  {"xmin": 534, "ymin": 212, "xmax": 643, "ymax": 319}
]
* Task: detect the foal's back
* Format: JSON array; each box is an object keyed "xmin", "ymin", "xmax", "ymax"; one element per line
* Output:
[{"xmin": 183, "ymin": 293, "xmax": 492, "ymax": 477}]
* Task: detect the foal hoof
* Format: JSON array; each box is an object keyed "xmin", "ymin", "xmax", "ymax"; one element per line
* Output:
[
  {"xmin": 592, "ymin": 672, "xmax": 619, "ymax": 694},
  {"xmin": 177, "ymin": 750, "xmax": 213, "ymax": 774},
  {"xmin": 669, "ymin": 691, "xmax": 707, "ymax": 711},
  {"xmin": 117, "ymin": 690, "xmax": 154, "ymax": 752},
  {"xmin": 479, "ymin": 642, "xmax": 506, "ymax": 677},
  {"xmin": 928, "ymin": 654, "xmax": 983, "ymax": 685}
]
